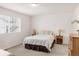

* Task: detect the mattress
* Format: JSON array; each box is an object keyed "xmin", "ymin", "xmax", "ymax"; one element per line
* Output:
[{"xmin": 23, "ymin": 34, "xmax": 54, "ymax": 51}]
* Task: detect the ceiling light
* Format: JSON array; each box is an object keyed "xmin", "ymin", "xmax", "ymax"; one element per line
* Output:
[{"xmin": 31, "ymin": 3, "xmax": 39, "ymax": 7}]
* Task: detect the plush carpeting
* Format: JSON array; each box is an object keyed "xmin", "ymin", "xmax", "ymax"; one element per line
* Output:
[{"xmin": 6, "ymin": 44, "xmax": 68, "ymax": 56}]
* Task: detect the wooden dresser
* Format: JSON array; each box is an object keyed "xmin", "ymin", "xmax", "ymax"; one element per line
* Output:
[{"xmin": 68, "ymin": 34, "xmax": 79, "ymax": 56}]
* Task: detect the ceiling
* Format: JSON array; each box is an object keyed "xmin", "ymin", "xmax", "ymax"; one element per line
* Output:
[{"xmin": 0, "ymin": 3, "xmax": 78, "ymax": 16}]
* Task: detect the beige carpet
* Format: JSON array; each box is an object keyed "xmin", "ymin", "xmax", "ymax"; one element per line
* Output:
[{"xmin": 6, "ymin": 44, "xmax": 68, "ymax": 56}]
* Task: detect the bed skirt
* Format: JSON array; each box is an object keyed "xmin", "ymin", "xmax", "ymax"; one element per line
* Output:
[{"xmin": 25, "ymin": 40, "xmax": 55, "ymax": 53}]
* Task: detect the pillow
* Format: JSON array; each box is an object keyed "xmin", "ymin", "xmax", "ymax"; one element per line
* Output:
[{"xmin": 37, "ymin": 30, "xmax": 53, "ymax": 35}]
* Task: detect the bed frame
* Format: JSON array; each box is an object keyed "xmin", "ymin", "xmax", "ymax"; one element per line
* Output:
[{"xmin": 25, "ymin": 40, "xmax": 55, "ymax": 53}]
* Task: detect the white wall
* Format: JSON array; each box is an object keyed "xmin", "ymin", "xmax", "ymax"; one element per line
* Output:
[
  {"xmin": 71, "ymin": 5, "xmax": 79, "ymax": 34},
  {"xmin": 0, "ymin": 7, "xmax": 32, "ymax": 49},
  {"xmin": 32, "ymin": 13, "xmax": 73, "ymax": 44}
]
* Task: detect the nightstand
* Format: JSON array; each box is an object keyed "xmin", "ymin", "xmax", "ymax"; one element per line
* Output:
[
  {"xmin": 56, "ymin": 35, "xmax": 63, "ymax": 44},
  {"xmin": 32, "ymin": 33, "xmax": 36, "ymax": 36},
  {"xmin": 32, "ymin": 31, "xmax": 36, "ymax": 36}
]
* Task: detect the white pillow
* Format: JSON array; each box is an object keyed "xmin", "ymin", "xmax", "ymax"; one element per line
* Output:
[{"xmin": 37, "ymin": 30, "xmax": 53, "ymax": 35}]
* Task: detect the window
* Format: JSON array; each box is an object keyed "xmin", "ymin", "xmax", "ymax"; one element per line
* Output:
[{"xmin": 0, "ymin": 15, "xmax": 21, "ymax": 34}]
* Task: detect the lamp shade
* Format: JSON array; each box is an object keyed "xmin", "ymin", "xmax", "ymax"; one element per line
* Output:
[{"xmin": 58, "ymin": 28, "xmax": 64, "ymax": 36}]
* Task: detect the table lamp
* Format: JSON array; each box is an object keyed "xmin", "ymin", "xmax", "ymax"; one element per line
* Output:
[{"xmin": 58, "ymin": 28, "xmax": 64, "ymax": 36}]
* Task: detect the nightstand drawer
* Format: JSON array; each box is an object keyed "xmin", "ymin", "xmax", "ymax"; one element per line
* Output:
[
  {"xmin": 56, "ymin": 36, "xmax": 63, "ymax": 38},
  {"xmin": 56, "ymin": 35, "xmax": 63, "ymax": 44},
  {"xmin": 57, "ymin": 39, "xmax": 63, "ymax": 44}
]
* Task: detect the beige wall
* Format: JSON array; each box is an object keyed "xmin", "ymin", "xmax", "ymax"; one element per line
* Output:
[{"xmin": 0, "ymin": 7, "xmax": 32, "ymax": 49}]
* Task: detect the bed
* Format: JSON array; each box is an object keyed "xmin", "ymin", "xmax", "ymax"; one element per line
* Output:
[{"xmin": 23, "ymin": 30, "xmax": 55, "ymax": 53}]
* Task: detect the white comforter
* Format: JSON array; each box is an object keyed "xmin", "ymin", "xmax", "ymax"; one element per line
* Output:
[{"xmin": 23, "ymin": 34, "xmax": 54, "ymax": 51}]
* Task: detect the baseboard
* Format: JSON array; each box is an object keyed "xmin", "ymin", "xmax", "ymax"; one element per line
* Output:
[{"xmin": 5, "ymin": 43, "xmax": 22, "ymax": 50}]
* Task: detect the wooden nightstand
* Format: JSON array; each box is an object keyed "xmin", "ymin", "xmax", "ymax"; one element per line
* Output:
[
  {"xmin": 56, "ymin": 35, "xmax": 63, "ymax": 44},
  {"xmin": 32, "ymin": 30, "xmax": 36, "ymax": 36},
  {"xmin": 32, "ymin": 33, "xmax": 36, "ymax": 36}
]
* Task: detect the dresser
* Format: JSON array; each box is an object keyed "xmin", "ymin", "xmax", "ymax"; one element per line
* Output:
[{"xmin": 68, "ymin": 34, "xmax": 79, "ymax": 56}]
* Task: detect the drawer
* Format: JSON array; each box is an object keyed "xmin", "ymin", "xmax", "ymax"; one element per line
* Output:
[{"xmin": 56, "ymin": 36, "xmax": 63, "ymax": 38}]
